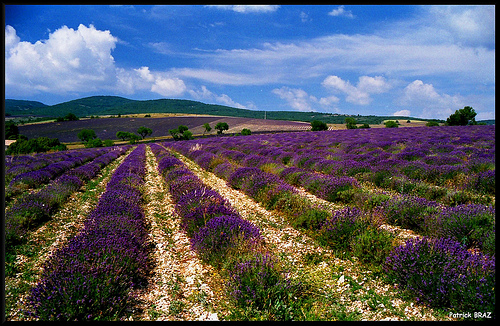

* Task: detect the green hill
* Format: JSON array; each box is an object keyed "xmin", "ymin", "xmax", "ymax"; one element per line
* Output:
[
  {"xmin": 5, "ymin": 99, "xmax": 48, "ymax": 116},
  {"xmin": 5, "ymin": 95, "xmax": 447, "ymax": 124}
]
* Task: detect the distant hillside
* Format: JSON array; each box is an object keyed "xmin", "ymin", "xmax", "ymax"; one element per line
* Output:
[
  {"xmin": 6, "ymin": 95, "xmax": 445, "ymax": 124},
  {"xmin": 5, "ymin": 99, "xmax": 48, "ymax": 116}
]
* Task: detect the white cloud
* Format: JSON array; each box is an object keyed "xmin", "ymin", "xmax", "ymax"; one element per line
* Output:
[
  {"xmin": 399, "ymin": 80, "xmax": 465, "ymax": 119},
  {"xmin": 328, "ymin": 6, "xmax": 355, "ymax": 18},
  {"xmin": 272, "ymin": 86, "xmax": 318, "ymax": 112},
  {"xmin": 188, "ymin": 85, "xmax": 254, "ymax": 110},
  {"xmin": 322, "ymin": 75, "xmax": 391, "ymax": 105},
  {"xmin": 393, "ymin": 109, "xmax": 411, "ymax": 116},
  {"xmin": 5, "ymin": 24, "xmax": 118, "ymax": 95},
  {"xmin": 206, "ymin": 5, "xmax": 280, "ymax": 14}
]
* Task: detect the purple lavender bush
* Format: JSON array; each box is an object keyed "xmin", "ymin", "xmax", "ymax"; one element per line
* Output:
[
  {"xmin": 384, "ymin": 237, "xmax": 495, "ymax": 314},
  {"xmin": 382, "ymin": 195, "xmax": 441, "ymax": 233},
  {"xmin": 226, "ymin": 252, "xmax": 296, "ymax": 320},
  {"xmin": 426, "ymin": 204, "xmax": 495, "ymax": 255},
  {"xmin": 317, "ymin": 207, "xmax": 371, "ymax": 253},
  {"xmin": 190, "ymin": 215, "xmax": 263, "ymax": 268}
]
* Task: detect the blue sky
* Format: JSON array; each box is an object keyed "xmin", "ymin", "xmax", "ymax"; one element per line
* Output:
[{"xmin": 5, "ymin": 5, "xmax": 495, "ymax": 120}]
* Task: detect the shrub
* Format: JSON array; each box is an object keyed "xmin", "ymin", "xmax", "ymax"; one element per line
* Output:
[
  {"xmin": 317, "ymin": 207, "xmax": 371, "ymax": 253},
  {"xmin": 85, "ymin": 138, "xmax": 103, "ymax": 148},
  {"xmin": 241, "ymin": 128, "xmax": 252, "ymax": 135},
  {"xmin": 190, "ymin": 215, "xmax": 263, "ymax": 268},
  {"xmin": 426, "ymin": 121, "xmax": 440, "ymax": 127},
  {"xmin": 384, "ymin": 237, "xmax": 495, "ymax": 313},
  {"xmin": 382, "ymin": 195, "xmax": 440, "ymax": 233},
  {"xmin": 175, "ymin": 187, "xmax": 238, "ymax": 237},
  {"xmin": 384, "ymin": 120, "xmax": 399, "ymax": 128},
  {"xmin": 311, "ymin": 120, "xmax": 328, "ymax": 131},
  {"xmin": 226, "ymin": 252, "xmax": 295, "ymax": 319},
  {"xmin": 350, "ymin": 227, "xmax": 395, "ymax": 268},
  {"xmin": 427, "ymin": 204, "xmax": 495, "ymax": 255}
]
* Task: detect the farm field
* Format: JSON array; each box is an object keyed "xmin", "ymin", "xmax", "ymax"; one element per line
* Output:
[
  {"xmin": 17, "ymin": 115, "xmax": 311, "ymax": 143},
  {"xmin": 4, "ymin": 125, "xmax": 495, "ymax": 321}
]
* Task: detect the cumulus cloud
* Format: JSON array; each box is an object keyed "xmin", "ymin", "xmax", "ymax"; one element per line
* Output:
[
  {"xmin": 328, "ymin": 6, "xmax": 355, "ymax": 18},
  {"xmin": 5, "ymin": 24, "xmax": 118, "ymax": 95},
  {"xmin": 188, "ymin": 85, "xmax": 255, "ymax": 110},
  {"xmin": 322, "ymin": 75, "xmax": 391, "ymax": 105},
  {"xmin": 393, "ymin": 109, "xmax": 411, "ymax": 116},
  {"xmin": 399, "ymin": 80, "xmax": 464, "ymax": 119},
  {"xmin": 272, "ymin": 86, "xmax": 319, "ymax": 112},
  {"xmin": 206, "ymin": 5, "xmax": 280, "ymax": 14}
]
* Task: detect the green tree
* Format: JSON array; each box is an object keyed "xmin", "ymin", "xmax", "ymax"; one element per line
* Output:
[
  {"xmin": 128, "ymin": 133, "xmax": 140, "ymax": 144},
  {"xmin": 446, "ymin": 106, "xmax": 477, "ymax": 126},
  {"xmin": 311, "ymin": 120, "xmax": 328, "ymax": 131},
  {"xmin": 116, "ymin": 131, "xmax": 131, "ymax": 141},
  {"xmin": 137, "ymin": 126, "xmax": 152, "ymax": 139},
  {"xmin": 215, "ymin": 122, "xmax": 229, "ymax": 135},
  {"xmin": 178, "ymin": 125, "xmax": 189, "ymax": 134},
  {"xmin": 64, "ymin": 113, "xmax": 79, "ymax": 121},
  {"xmin": 426, "ymin": 121, "xmax": 440, "ymax": 127},
  {"xmin": 5, "ymin": 121, "xmax": 19, "ymax": 139},
  {"xmin": 85, "ymin": 138, "xmax": 103, "ymax": 148},
  {"xmin": 384, "ymin": 121, "xmax": 399, "ymax": 128},
  {"xmin": 103, "ymin": 139, "xmax": 114, "ymax": 147},
  {"xmin": 77, "ymin": 129, "xmax": 97, "ymax": 142},
  {"xmin": 345, "ymin": 117, "xmax": 358, "ymax": 129},
  {"xmin": 241, "ymin": 128, "xmax": 252, "ymax": 136},
  {"xmin": 169, "ymin": 128, "xmax": 181, "ymax": 140},
  {"xmin": 203, "ymin": 123, "xmax": 212, "ymax": 135},
  {"xmin": 359, "ymin": 123, "xmax": 370, "ymax": 129},
  {"xmin": 182, "ymin": 130, "xmax": 193, "ymax": 140}
]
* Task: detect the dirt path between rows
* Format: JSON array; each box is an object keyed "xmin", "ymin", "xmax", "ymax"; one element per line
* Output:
[
  {"xmin": 170, "ymin": 148, "xmax": 449, "ymax": 321},
  {"xmin": 128, "ymin": 145, "xmax": 221, "ymax": 321}
]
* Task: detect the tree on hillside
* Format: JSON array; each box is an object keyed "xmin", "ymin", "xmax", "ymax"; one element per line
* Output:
[
  {"xmin": 446, "ymin": 106, "xmax": 477, "ymax": 126},
  {"xmin": 5, "ymin": 121, "xmax": 19, "ymax": 139},
  {"xmin": 169, "ymin": 125, "xmax": 193, "ymax": 140},
  {"xmin": 203, "ymin": 123, "xmax": 212, "ymax": 135},
  {"xmin": 311, "ymin": 120, "xmax": 328, "ymax": 131},
  {"xmin": 384, "ymin": 121, "xmax": 399, "ymax": 128},
  {"xmin": 116, "ymin": 131, "xmax": 131, "ymax": 141},
  {"xmin": 137, "ymin": 126, "xmax": 153, "ymax": 139},
  {"xmin": 64, "ymin": 113, "xmax": 79, "ymax": 121},
  {"xmin": 345, "ymin": 117, "xmax": 358, "ymax": 129},
  {"xmin": 241, "ymin": 128, "xmax": 252, "ymax": 135},
  {"xmin": 215, "ymin": 122, "xmax": 229, "ymax": 135},
  {"xmin": 77, "ymin": 129, "xmax": 97, "ymax": 142}
]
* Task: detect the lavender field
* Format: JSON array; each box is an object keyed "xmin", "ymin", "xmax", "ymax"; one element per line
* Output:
[{"xmin": 5, "ymin": 125, "xmax": 495, "ymax": 321}]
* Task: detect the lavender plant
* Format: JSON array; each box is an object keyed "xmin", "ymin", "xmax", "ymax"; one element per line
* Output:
[{"xmin": 384, "ymin": 237, "xmax": 495, "ymax": 313}]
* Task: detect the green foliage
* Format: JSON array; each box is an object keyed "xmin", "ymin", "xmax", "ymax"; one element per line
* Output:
[
  {"xmin": 77, "ymin": 129, "xmax": 97, "ymax": 142},
  {"xmin": 128, "ymin": 133, "xmax": 140, "ymax": 144},
  {"xmin": 103, "ymin": 139, "xmax": 114, "ymax": 147},
  {"xmin": 426, "ymin": 121, "xmax": 440, "ymax": 127},
  {"xmin": 311, "ymin": 120, "xmax": 328, "ymax": 131},
  {"xmin": 6, "ymin": 137, "xmax": 66, "ymax": 155},
  {"xmin": 169, "ymin": 125, "xmax": 193, "ymax": 140},
  {"xmin": 384, "ymin": 120, "xmax": 399, "ymax": 128},
  {"xmin": 64, "ymin": 113, "xmax": 79, "ymax": 121},
  {"xmin": 241, "ymin": 128, "xmax": 252, "ymax": 135},
  {"xmin": 358, "ymin": 123, "xmax": 370, "ymax": 129},
  {"xmin": 84, "ymin": 138, "xmax": 103, "ymax": 148},
  {"xmin": 137, "ymin": 126, "xmax": 152, "ymax": 139},
  {"xmin": 5, "ymin": 121, "xmax": 19, "ymax": 139},
  {"xmin": 350, "ymin": 227, "xmax": 395, "ymax": 268},
  {"xmin": 116, "ymin": 131, "xmax": 132, "ymax": 141},
  {"xmin": 215, "ymin": 122, "xmax": 229, "ymax": 134},
  {"xmin": 446, "ymin": 106, "xmax": 477, "ymax": 126},
  {"xmin": 345, "ymin": 117, "xmax": 357, "ymax": 129},
  {"xmin": 203, "ymin": 123, "xmax": 212, "ymax": 134}
]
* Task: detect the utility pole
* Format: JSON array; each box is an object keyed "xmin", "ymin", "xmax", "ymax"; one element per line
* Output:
[{"xmin": 264, "ymin": 111, "xmax": 266, "ymax": 120}]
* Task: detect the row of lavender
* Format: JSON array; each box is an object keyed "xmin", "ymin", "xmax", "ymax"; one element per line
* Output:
[
  {"xmin": 164, "ymin": 140, "xmax": 495, "ymax": 315},
  {"xmin": 150, "ymin": 143, "xmax": 301, "ymax": 320},
  {"xmin": 24, "ymin": 144, "xmax": 151, "ymax": 321},
  {"xmin": 186, "ymin": 125, "xmax": 495, "ymax": 201},
  {"xmin": 5, "ymin": 145, "xmax": 131, "ymax": 247},
  {"xmin": 6, "ymin": 147, "xmax": 128, "ymax": 201},
  {"xmin": 5, "ymin": 147, "xmax": 116, "ymax": 186},
  {"xmin": 167, "ymin": 140, "xmax": 495, "ymax": 256}
]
